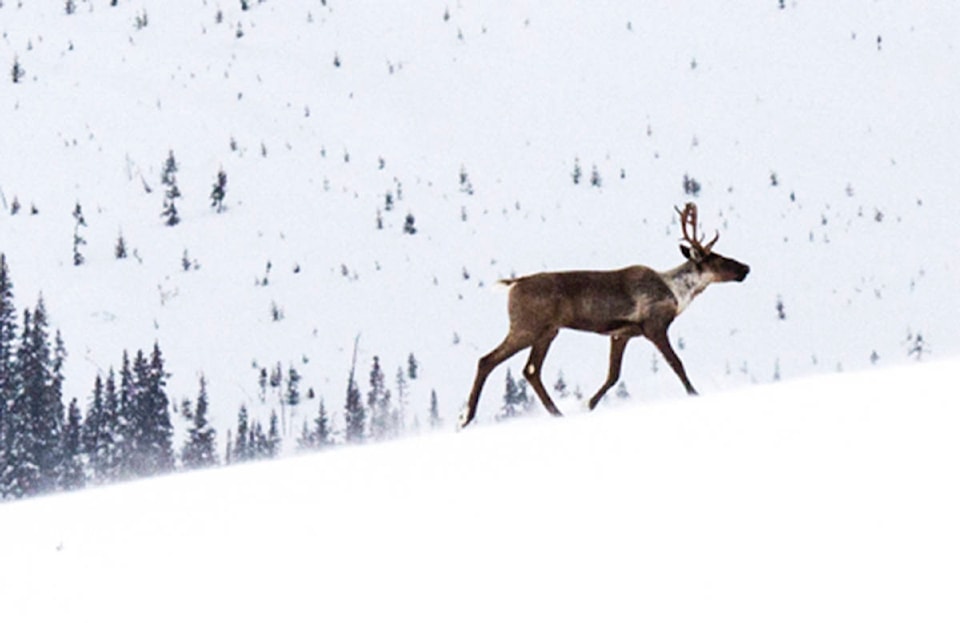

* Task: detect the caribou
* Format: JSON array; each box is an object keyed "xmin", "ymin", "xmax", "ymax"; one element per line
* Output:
[{"xmin": 460, "ymin": 202, "xmax": 749, "ymax": 428}]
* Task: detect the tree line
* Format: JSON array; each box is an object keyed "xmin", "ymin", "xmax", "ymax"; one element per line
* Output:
[{"xmin": 0, "ymin": 254, "xmax": 453, "ymax": 501}]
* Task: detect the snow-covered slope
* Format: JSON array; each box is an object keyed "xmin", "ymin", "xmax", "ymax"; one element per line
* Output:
[
  {"xmin": 2, "ymin": 1, "xmax": 959, "ymax": 448},
  {"xmin": 2, "ymin": 360, "xmax": 958, "ymax": 622}
]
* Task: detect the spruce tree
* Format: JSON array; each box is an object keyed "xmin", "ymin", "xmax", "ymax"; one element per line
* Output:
[
  {"xmin": 313, "ymin": 398, "xmax": 332, "ymax": 448},
  {"xmin": 127, "ymin": 345, "xmax": 174, "ymax": 476},
  {"xmin": 234, "ymin": 405, "xmax": 250, "ymax": 462},
  {"xmin": 116, "ymin": 352, "xmax": 138, "ymax": 477},
  {"xmin": 83, "ymin": 374, "xmax": 109, "ymax": 482},
  {"xmin": 161, "ymin": 150, "xmax": 181, "ymax": 226},
  {"xmin": 101, "ymin": 370, "xmax": 122, "ymax": 480},
  {"xmin": 367, "ymin": 356, "xmax": 393, "ymax": 440},
  {"xmin": 500, "ymin": 368, "xmax": 521, "ymax": 419},
  {"xmin": 286, "ymin": 365, "xmax": 301, "ymax": 406},
  {"xmin": 72, "ymin": 202, "xmax": 87, "ymax": 266},
  {"xmin": 266, "ymin": 411, "xmax": 280, "ymax": 458},
  {"xmin": 394, "ymin": 366, "xmax": 409, "ymax": 433},
  {"xmin": 0, "ymin": 255, "xmax": 17, "ymax": 461},
  {"xmin": 181, "ymin": 375, "xmax": 218, "ymax": 469},
  {"xmin": 59, "ymin": 398, "xmax": 85, "ymax": 490},
  {"xmin": 429, "ymin": 389, "xmax": 441, "ymax": 429},
  {"xmin": 344, "ymin": 363, "xmax": 365, "ymax": 444},
  {"xmin": 407, "ymin": 353, "xmax": 418, "ymax": 380},
  {"xmin": 210, "ymin": 168, "xmax": 227, "ymax": 213}
]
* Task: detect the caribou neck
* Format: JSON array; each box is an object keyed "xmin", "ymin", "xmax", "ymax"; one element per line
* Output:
[{"xmin": 660, "ymin": 261, "xmax": 713, "ymax": 315}]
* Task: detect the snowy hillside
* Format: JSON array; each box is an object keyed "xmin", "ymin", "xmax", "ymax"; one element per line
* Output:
[
  {"xmin": 2, "ymin": 0, "xmax": 960, "ymax": 458},
  {"xmin": 2, "ymin": 359, "xmax": 959, "ymax": 622}
]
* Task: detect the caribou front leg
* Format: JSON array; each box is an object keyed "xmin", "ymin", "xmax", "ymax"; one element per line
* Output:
[
  {"xmin": 648, "ymin": 328, "xmax": 697, "ymax": 396},
  {"xmin": 588, "ymin": 335, "xmax": 630, "ymax": 410}
]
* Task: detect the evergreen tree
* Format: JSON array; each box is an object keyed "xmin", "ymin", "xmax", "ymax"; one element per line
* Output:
[
  {"xmin": 297, "ymin": 419, "xmax": 313, "ymax": 451},
  {"xmin": 12, "ymin": 56, "xmax": 25, "ymax": 83},
  {"xmin": 72, "ymin": 202, "xmax": 87, "ymax": 266},
  {"xmin": 161, "ymin": 150, "xmax": 181, "ymax": 226},
  {"xmin": 313, "ymin": 398, "xmax": 332, "ymax": 448},
  {"xmin": 344, "ymin": 360, "xmax": 365, "ymax": 444},
  {"xmin": 117, "ymin": 351, "xmax": 137, "ymax": 476},
  {"xmin": 266, "ymin": 411, "xmax": 281, "ymax": 458},
  {"xmin": 181, "ymin": 375, "xmax": 218, "ymax": 469},
  {"xmin": 101, "ymin": 370, "xmax": 122, "ymax": 480},
  {"xmin": 367, "ymin": 356, "xmax": 393, "ymax": 440},
  {"xmin": 128, "ymin": 344, "xmax": 174, "ymax": 476},
  {"xmin": 83, "ymin": 373, "xmax": 113, "ymax": 482},
  {"xmin": 500, "ymin": 368, "xmax": 521, "ymax": 419},
  {"xmin": 407, "ymin": 353, "xmax": 418, "ymax": 380},
  {"xmin": 403, "ymin": 213, "xmax": 417, "ymax": 235},
  {"xmin": 114, "ymin": 231, "xmax": 128, "ymax": 259},
  {"xmin": 210, "ymin": 168, "xmax": 227, "ymax": 213},
  {"xmin": 0, "ymin": 255, "xmax": 17, "ymax": 462},
  {"xmin": 615, "ymin": 381, "xmax": 630, "ymax": 401},
  {"xmin": 394, "ymin": 366, "xmax": 409, "ymax": 433},
  {"xmin": 234, "ymin": 405, "xmax": 251, "ymax": 462},
  {"xmin": 249, "ymin": 420, "xmax": 266, "ymax": 458},
  {"xmin": 553, "ymin": 371, "xmax": 569, "ymax": 399},
  {"xmin": 286, "ymin": 365, "xmax": 301, "ymax": 406},
  {"xmin": 429, "ymin": 389, "xmax": 441, "ymax": 429},
  {"xmin": 59, "ymin": 398, "xmax": 85, "ymax": 490}
]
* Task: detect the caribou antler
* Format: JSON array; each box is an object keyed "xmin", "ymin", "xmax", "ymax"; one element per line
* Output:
[{"xmin": 675, "ymin": 202, "xmax": 718, "ymax": 256}]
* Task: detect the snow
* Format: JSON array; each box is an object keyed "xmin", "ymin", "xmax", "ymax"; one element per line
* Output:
[{"xmin": 2, "ymin": 359, "xmax": 959, "ymax": 621}]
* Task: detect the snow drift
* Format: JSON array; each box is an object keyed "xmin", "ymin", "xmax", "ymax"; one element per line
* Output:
[{"xmin": 2, "ymin": 359, "xmax": 957, "ymax": 622}]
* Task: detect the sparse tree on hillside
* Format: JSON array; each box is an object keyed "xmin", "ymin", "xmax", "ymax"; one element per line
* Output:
[
  {"xmin": 11, "ymin": 57, "xmax": 24, "ymax": 84},
  {"xmin": 429, "ymin": 389, "xmax": 441, "ymax": 429},
  {"xmin": 590, "ymin": 164, "xmax": 602, "ymax": 188},
  {"xmin": 72, "ymin": 202, "xmax": 87, "ymax": 266},
  {"xmin": 682, "ymin": 174, "xmax": 701, "ymax": 197},
  {"xmin": 403, "ymin": 212, "xmax": 417, "ymax": 235},
  {"xmin": 210, "ymin": 168, "xmax": 227, "ymax": 213},
  {"xmin": 161, "ymin": 151, "xmax": 181, "ymax": 226},
  {"xmin": 459, "ymin": 165, "xmax": 474, "ymax": 195},
  {"xmin": 115, "ymin": 231, "xmax": 128, "ymax": 259},
  {"xmin": 286, "ymin": 365, "xmax": 301, "ymax": 407}
]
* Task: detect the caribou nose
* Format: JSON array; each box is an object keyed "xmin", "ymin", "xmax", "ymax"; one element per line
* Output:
[{"xmin": 737, "ymin": 264, "xmax": 750, "ymax": 281}]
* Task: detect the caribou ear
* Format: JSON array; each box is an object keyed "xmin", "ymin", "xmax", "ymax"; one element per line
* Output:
[{"xmin": 679, "ymin": 244, "xmax": 700, "ymax": 262}]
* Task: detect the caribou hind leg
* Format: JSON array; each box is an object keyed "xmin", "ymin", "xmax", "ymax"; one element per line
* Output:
[{"xmin": 523, "ymin": 329, "xmax": 561, "ymax": 416}]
